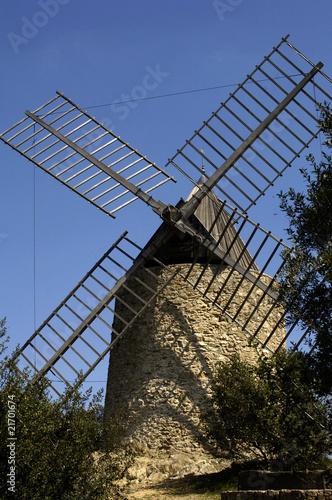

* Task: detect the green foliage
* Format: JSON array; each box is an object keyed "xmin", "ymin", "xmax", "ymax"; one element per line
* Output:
[
  {"xmin": 278, "ymin": 103, "xmax": 332, "ymax": 396},
  {"xmin": 203, "ymin": 351, "xmax": 330, "ymax": 470},
  {"xmin": 0, "ymin": 319, "xmax": 130, "ymax": 499}
]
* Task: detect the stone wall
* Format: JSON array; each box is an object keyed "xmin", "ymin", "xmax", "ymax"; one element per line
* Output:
[
  {"xmin": 221, "ymin": 491, "xmax": 332, "ymax": 499},
  {"xmin": 104, "ymin": 263, "xmax": 285, "ymax": 476}
]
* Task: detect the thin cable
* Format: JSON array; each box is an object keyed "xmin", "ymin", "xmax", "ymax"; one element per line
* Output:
[
  {"xmin": 44, "ymin": 73, "xmax": 303, "ymax": 117},
  {"xmin": 81, "ymin": 74, "xmax": 302, "ymax": 111}
]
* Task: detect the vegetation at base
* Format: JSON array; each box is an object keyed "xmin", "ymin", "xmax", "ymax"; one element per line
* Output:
[
  {"xmin": 278, "ymin": 103, "xmax": 332, "ymax": 398},
  {"xmin": 0, "ymin": 318, "xmax": 131, "ymax": 500},
  {"xmin": 202, "ymin": 351, "xmax": 330, "ymax": 471}
]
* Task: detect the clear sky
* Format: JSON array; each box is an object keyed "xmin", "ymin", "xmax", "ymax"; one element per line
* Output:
[{"xmin": 0, "ymin": 0, "xmax": 332, "ymax": 395}]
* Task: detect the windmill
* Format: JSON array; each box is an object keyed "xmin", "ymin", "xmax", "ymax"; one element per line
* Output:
[{"xmin": 1, "ymin": 36, "xmax": 332, "ymax": 465}]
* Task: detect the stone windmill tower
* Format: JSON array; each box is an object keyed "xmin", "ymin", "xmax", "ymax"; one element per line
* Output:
[
  {"xmin": 1, "ymin": 36, "xmax": 331, "ymax": 475},
  {"xmin": 103, "ymin": 173, "xmax": 285, "ymax": 472}
]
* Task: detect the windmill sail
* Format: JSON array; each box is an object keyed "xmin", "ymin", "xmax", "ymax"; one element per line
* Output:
[
  {"xmin": 167, "ymin": 36, "xmax": 332, "ymax": 215},
  {"xmin": 178, "ymin": 203, "xmax": 288, "ymax": 353},
  {"xmin": 11, "ymin": 232, "xmax": 178, "ymax": 399},
  {"xmin": 0, "ymin": 91, "xmax": 174, "ymax": 218},
  {"xmin": 161, "ymin": 36, "xmax": 332, "ymax": 352}
]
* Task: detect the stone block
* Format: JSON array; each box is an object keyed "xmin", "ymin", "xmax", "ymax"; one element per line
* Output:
[{"xmin": 238, "ymin": 471, "xmax": 325, "ymax": 491}]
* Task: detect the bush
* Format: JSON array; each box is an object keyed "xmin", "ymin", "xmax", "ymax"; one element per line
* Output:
[
  {"xmin": 203, "ymin": 350, "xmax": 330, "ymax": 471},
  {"xmin": 0, "ymin": 318, "xmax": 131, "ymax": 499}
]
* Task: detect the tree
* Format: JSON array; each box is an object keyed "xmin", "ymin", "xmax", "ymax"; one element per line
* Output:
[
  {"xmin": 203, "ymin": 105, "xmax": 332, "ymax": 471},
  {"xmin": 278, "ymin": 103, "xmax": 332, "ymax": 396},
  {"xmin": 203, "ymin": 351, "xmax": 329, "ymax": 470},
  {"xmin": 0, "ymin": 318, "xmax": 131, "ymax": 499}
]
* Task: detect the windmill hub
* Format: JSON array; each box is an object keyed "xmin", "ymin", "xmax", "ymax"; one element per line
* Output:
[{"xmin": 161, "ymin": 204, "xmax": 182, "ymax": 223}]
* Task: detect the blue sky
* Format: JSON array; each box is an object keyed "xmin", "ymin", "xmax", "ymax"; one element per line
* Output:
[{"xmin": 0, "ymin": 0, "xmax": 332, "ymax": 394}]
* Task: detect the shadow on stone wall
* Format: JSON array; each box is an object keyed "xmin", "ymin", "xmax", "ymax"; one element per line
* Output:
[{"xmin": 104, "ymin": 264, "xmax": 285, "ymax": 458}]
